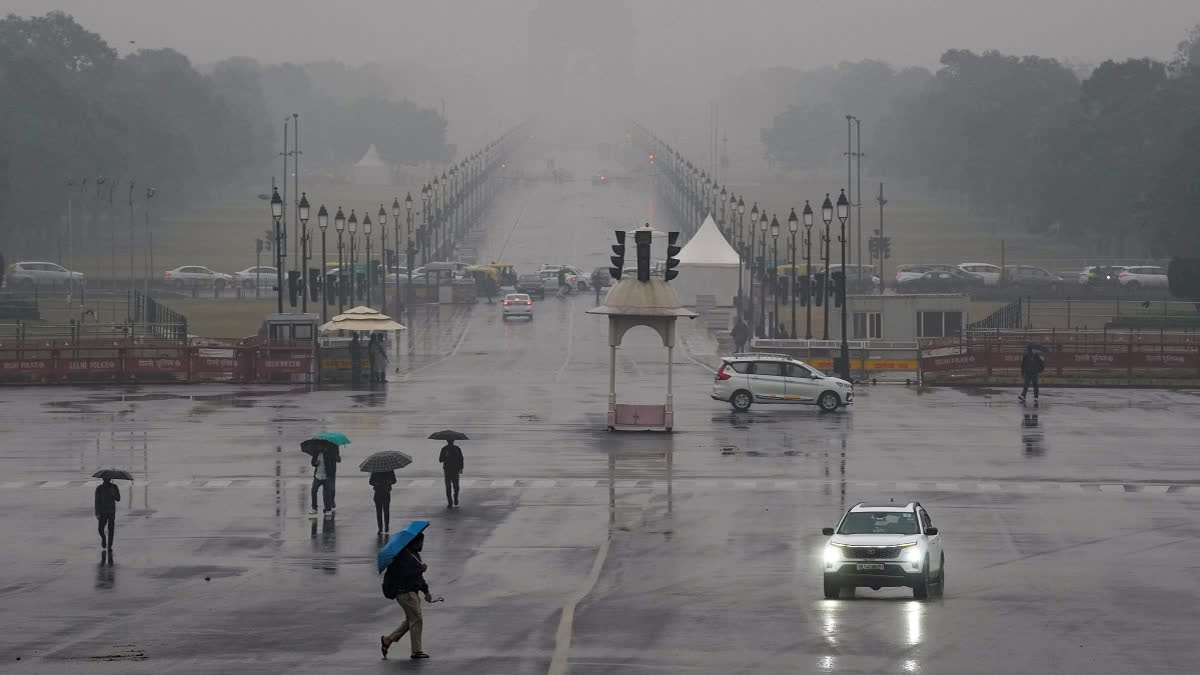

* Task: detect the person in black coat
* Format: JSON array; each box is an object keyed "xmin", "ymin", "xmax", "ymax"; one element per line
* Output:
[
  {"xmin": 439, "ymin": 442, "xmax": 464, "ymax": 508},
  {"xmin": 94, "ymin": 477, "xmax": 120, "ymax": 550},
  {"xmin": 380, "ymin": 533, "xmax": 433, "ymax": 659},
  {"xmin": 309, "ymin": 444, "xmax": 341, "ymax": 516},
  {"xmin": 370, "ymin": 470, "xmax": 396, "ymax": 533},
  {"xmin": 1019, "ymin": 345, "xmax": 1045, "ymax": 403}
]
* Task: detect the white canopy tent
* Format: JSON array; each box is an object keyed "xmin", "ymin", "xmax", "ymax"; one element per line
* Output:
[
  {"xmin": 673, "ymin": 214, "xmax": 740, "ymax": 307},
  {"xmin": 352, "ymin": 144, "xmax": 391, "ymax": 185}
]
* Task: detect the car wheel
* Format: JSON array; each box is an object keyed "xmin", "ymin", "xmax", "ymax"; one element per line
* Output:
[
  {"xmin": 730, "ymin": 390, "xmax": 753, "ymax": 412},
  {"xmin": 817, "ymin": 391, "xmax": 840, "ymax": 412},
  {"xmin": 912, "ymin": 556, "xmax": 930, "ymax": 600},
  {"xmin": 823, "ymin": 576, "xmax": 841, "ymax": 599},
  {"xmin": 578, "ymin": 281, "xmax": 588, "ymax": 291}
]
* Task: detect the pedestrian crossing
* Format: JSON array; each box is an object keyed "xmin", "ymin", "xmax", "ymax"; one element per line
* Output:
[{"xmin": 1, "ymin": 477, "xmax": 1197, "ymax": 496}]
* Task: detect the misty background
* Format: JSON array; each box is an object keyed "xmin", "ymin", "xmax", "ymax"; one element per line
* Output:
[{"xmin": 2, "ymin": 0, "xmax": 1199, "ymax": 257}]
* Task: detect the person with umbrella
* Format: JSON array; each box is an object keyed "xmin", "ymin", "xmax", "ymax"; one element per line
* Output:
[
  {"xmin": 1019, "ymin": 343, "xmax": 1047, "ymax": 404},
  {"xmin": 379, "ymin": 523, "xmax": 434, "ymax": 659},
  {"xmin": 360, "ymin": 450, "xmax": 413, "ymax": 534},
  {"xmin": 303, "ymin": 433, "xmax": 348, "ymax": 517},
  {"xmin": 92, "ymin": 469, "xmax": 131, "ymax": 550},
  {"xmin": 431, "ymin": 430, "xmax": 467, "ymax": 508}
]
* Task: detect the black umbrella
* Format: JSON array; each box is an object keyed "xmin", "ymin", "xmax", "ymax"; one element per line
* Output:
[
  {"xmin": 92, "ymin": 468, "xmax": 134, "ymax": 481},
  {"xmin": 359, "ymin": 451, "xmax": 413, "ymax": 473},
  {"xmin": 301, "ymin": 438, "xmax": 337, "ymax": 457},
  {"xmin": 428, "ymin": 430, "xmax": 469, "ymax": 441}
]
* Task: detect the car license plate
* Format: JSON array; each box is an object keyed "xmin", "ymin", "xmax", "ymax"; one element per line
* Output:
[{"xmin": 856, "ymin": 563, "xmax": 884, "ymax": 571}]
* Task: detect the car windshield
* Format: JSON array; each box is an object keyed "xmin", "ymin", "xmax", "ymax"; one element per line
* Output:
[
  {"xmin": 797, "ymin": 362, "xmax": 825, "ymax": 378},
  {"xmin": 838, "ymin": 511, "xmax": 920, "ymax": 535}
]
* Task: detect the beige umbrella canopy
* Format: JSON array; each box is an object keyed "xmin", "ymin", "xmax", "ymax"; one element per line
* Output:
[{"xmin": 319, "ymin": 306, "xmax": 407, "ymax": 333}]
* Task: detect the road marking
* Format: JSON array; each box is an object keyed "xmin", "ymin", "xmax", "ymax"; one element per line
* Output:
[
  {"xmin": 531, "ymin": 479, "xmax": 557, "ymax": 488},
  {"xmin": 410, "ymin": 479, "xmax": 436, "ymax": 488},
  {"xmin": 204, "ymin": 480, "xmax": 232, "ymax": 488},
  {"xmin": 42, "ymin": 480, "xmax": 69, "ymax": 488},
  {"xmin": 401, "ymin": 314, "xmax": 473, "ymax": 380},
  {"xmin": 548, "ymin": 536, "xmax": 611, "ymax": 675},
  {"xmin": 935, "ymin": 482, "xmax": 959, "ymax": 491},
  {"xmin": 1099, "ymin": 484, "xmax": 1126, "ymax": 493},
  {"xmin": 0, "ymin": 481, "xmax": 27, "ymax": 489},
  {"xmin": 491, "ymin": 479, "xmax": 516, "ymax": 487}
]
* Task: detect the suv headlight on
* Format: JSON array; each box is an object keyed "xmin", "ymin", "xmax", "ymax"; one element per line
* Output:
[
  {"xmin": 903, "ymin": 546, "xmax": 922, "ymax": 563},
  {"xmin": 823, "ymin": 545, "xmax": 842, "ymax": 564}
]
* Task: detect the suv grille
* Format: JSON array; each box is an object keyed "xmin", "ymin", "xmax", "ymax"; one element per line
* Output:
[{"xmin": 843, "ymin": 546, "xmax": 900, "ymax": 560}]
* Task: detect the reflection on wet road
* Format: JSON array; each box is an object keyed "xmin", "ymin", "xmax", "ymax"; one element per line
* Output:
[{"xmin": 1, "ymin": 151, "xmax": 1199, "ymax": 673}]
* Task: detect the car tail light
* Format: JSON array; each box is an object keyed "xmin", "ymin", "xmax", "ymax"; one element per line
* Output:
[
  {"xmin": 526, "ymin": 300, "xmax": 532, "ymax": 305},
  {"xmin": 503, "ymin": 301, "xmax": 509, "ymax": 305},
  {"xmin": 716, "ymin": 364, "xmax": 732, "ymax": 380},
  {"xmin": 1119, "ymin": 272, "xmax": 1126, "ymax": 278},
  {"xmin": 164, "ymin": 271, "xmax": 171, "ymax": 278}
]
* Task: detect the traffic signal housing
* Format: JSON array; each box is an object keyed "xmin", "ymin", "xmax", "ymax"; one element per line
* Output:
[
  {"xmin": 664, "ymin": 231, "xmax": 681, "ymax": 282},
  {"xmin": 635, "ymin": 229, "xmax": 652, "ymax": 282},
  {"xmin": 610, "ymin": 230, "xmax": 625, "ymax": 281}
]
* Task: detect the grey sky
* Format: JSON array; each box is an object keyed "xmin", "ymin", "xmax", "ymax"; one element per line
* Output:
[{"xmin": 9, "ymin": 0, "xmax": 1197, "ymax": 76}]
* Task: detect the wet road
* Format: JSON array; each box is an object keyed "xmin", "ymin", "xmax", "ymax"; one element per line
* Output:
[{"xmin": 2, "ymin": 149, "xmax": 1200, "ymax": 673}]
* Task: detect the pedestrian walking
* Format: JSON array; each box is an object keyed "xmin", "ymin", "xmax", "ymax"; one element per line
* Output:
[
  {"xmin": 485, "ymin": 276, "xmax": 496, "ymax": 304},
  {"xmin": 94, "ymin": 477, "xmax": 120, "ymax": 550},
  {"xmin": 370, "ymin": 470, "xmax": 396, "ymax": 533},
  {"xmin": 439, "ymin": 441, "xmax": 464, "ymax": 508},
  {"xmin": 310, "ymin": 443, "xmax": 340, "ymax": 516},
  {"xmin": 1019, "ymin": 344, "xmax": 1045, "ymax": 404},
  {"xmin": 732, "ymin": 318, "xmax": 750, "ymax": 354},
  {"xmin": 380, "ymin": 533, "xmax": 432, "ymax": 659},
  {"xmin": 368, "ymin": 333, "xmax": 389, "ymax": 382},
  {"xmin": 349, "ymin": 332, "xmax": 363, "ymax": 384}
]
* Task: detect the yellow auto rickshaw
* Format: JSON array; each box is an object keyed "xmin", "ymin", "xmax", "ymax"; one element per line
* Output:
[
  {"xmin": 465, "ymin": 266, "xmax": 500, "ymax": 300},
  {"xmin": 486, "ymin": 263, "xmax": 517, "ymax": 286}
]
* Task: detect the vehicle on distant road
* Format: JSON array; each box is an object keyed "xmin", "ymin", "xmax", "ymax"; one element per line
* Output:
[
  {"xmin": 898, "ymin": 268, "xmax": 984, "ymax": 293},
  {"xmin": 234, "ymin": 266, "xmax": 278, "ymax": 288},
  {"xmin": 1078, "ymin": 265, "xmax": 1123, "ymax": 287},
  {"xmin": 821, "ymin": 501, "xmax": 944, "ymax": 600},
  {"xmin": 711, "ymin": 353, "xmax": 853, "ymax": 412},
  {"xmin": 163, "ymin": 266, "xmax": 232, "ymax": 289},
  {"xmin": 515, "ymin": 274, "xmax": 546, "ymax": 299},
  {"xmin": 895, "ymin": 264, "xmax": 953, "ymax": 285},
  {"xmin": 501, "ymin": 293, "xmax": 534, "ymax": 321},
  {"xmin": 539, "ymin": 264, "xmax": 590, "ymax": 291},
  {"xmin": 1004, "ymin": 265, "xmax": 1063, "ymax": 289},
  {"xmin": 6, "ymin": 261, "xmax": 85, "ymax": 290},
  {"xmin": 957, "ymin": 262, "xmax": 1002, "ymax": 286},
  {"xmin": 1118, "ymin": 265, "xmax": 1168, "ymax": 289}
]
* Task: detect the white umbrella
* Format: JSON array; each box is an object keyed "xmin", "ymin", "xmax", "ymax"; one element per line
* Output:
[{"xmin": 319, "ymin": 306, "xmax": 407, "ymax": 333}]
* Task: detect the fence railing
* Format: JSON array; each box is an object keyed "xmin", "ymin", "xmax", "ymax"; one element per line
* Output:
[{"xmin": 969, "ymin": 298, "xmax": 1022, "ymax": 330}]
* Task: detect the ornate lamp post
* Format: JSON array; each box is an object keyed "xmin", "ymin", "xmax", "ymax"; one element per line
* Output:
[
  {"xmin": 347, "ymin": 209, "xmax": 358, "ymax": 305},
  {"xmin": 803, "ymin": 200, "xmax": 814, "ymax": 340},
  {"xmin": 363, "ymin": 213, "xmax": 373, "ymax": 307},
  {"xmin": 758, "ymin": 209, "xmax": 768, "ymax": 338},
  {"xmin": 298, "ymin": 193, "xmax": 310, "ymax": 312},
  {"xmin": 836, "ymin": 189, "xmax": 851, "ymax": 381},
  {"xmin": 334, "ymin": 207, "xmax": 346, "ymax": 315},
  {"xmin": 317, "ymin": 204, "xmax": 329, "ymax": 325},
  {"xmin": 748, "ymin": 202, "xmax": 759, "ymax": 333},
  {"xmin": 404, "ymin": 192, "xmax": 414, "ymax": 313},
  {"xmin": 788, "ymin": 208, "xmax": 799, "ymax": 340},
  {"xmin": 391, "ymin": 198, "xmax": 401, "ymax": 317},
  {"xmin": 770, "ymin": 215, "xmax": 781, "ymax": 338},
  {"xmin": 270, "ymin": 187, "xmax": 284, "ymax": 313},
  {"xmin": 821, "ymin": 194, "xmax": 833, "ymax": 340},
  {"xmin": 378, "ymin": 204, "xmax": 387, "ymax": 310}
]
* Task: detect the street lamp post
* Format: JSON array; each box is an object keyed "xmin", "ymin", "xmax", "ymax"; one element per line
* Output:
[
  {"xmin": 821, "ymin": 194, "xmax": 833, "ymax": 340},
  {"xmin": 347, "ymin": 210, "xmax": 358, "ymax": 305},
  {"xmin": 404, "ymin": 193, "xmax": 413, "ymax": 316},
  {"xmin": 748, "ymin": 202, "xmax": 759, "ymax": 334},
  {"xmin": 837, "ymin": 189, "xmax": 851, "ymax": 381},
  {"xmin": 363, "ymin": 214, "xmax": 373, "ymax": 307},
  {"xmin": 317, "ymin": 205, "xmax": 329, "ymax": 324},
  {"xmin": 802, "ymin": 201, "xmax": 814, "ymax": 340},
  {"xmin": 334, "ymin": 207, "xmax": 345, "ymax": 315},
  {"xmin": 758, "ymin": 210, "xmax": 768, "ymax": 338},
  {"xmin": 770, "ymin": 215, "xmax": 780, "ymax": 338},
  {"xmin": 736, "ymin": 196, "xmax": 745, "ymax": 321},
  {"xmin": 378, "ymin": 204, "xmax": 388, "ymax": 311},
  {"xmin": 788, "ymin": 208, "xmax": 799, "ymax": 340},
  {"xmin": 298, "ymin": 193, "xmax": 310, "ymax": 312},
  {"xmin": 392, "ymin": 198, "xmax": 401, "ymax": 318},
  {"xmin": 270, "ymin": 187, "xmax": 284, "ymax": 313}
]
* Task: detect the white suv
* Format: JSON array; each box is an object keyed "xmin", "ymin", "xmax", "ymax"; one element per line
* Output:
[
  {"xmin": 539, "ymin": 264, "xmax": 590, "ymax": 290},
  {"xmin": 6, "ymin": 261, "xmax": 85, "ymax": 290},
  {"xmin": 712, "ymin": 353, "xmax": 853, "ymax": 412},
  {"xmin": 1118, "ymin": 266, "xmax": 1168, "ymax": 289},
  {"xmin": 822, "ymin": 501, "xmax": 944, "ymax": 599}
]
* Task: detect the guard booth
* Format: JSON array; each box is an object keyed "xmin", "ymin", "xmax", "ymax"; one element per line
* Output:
[{"xmin": 257, "ymin": 313, "xmax": 319, "ymax": 383}]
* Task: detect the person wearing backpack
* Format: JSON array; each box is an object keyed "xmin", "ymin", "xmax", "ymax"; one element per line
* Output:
[
  {"xmin": 380, "ymin": 533, "xmax": 433, "ymax": 659},
  {"xmin": 370, "ymin": 470, "xmax": 396, "ymax": 534},
  {"xmin": 1019, "ymin": 344, "xmax": 1045, "ymax": 404}
]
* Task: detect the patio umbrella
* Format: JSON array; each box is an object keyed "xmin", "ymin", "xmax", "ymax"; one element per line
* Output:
[
  {"xmin": 92, "ymin": 468, "xmax": 134, "ymax": 481},
  {"xmin": 377, "ymin": 520, "xmax": 430, "ymax": 572},
  {"xmin": 319, "ymin": 306, "xmax": 407, "ymax": 333},
  {"xmin": 359, "ymin": 451, "xmax": 413, "ymax": 473},
  {"xmin": 428, "ymin": 430, "xmax": 469, "ymax": 441}
]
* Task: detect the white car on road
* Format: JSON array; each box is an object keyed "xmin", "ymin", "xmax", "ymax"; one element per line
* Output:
[
  {"xmin": 822, "ymin": 501, "xmax": 945, "ymax": 599},
  {"xmin": 233, "ymin": 266, "xmax": 278, "ymax": 288},
  {"xmin": 957, "ymin": 262, "xmax": 1002, "ymax": 286},
  {"xmin": 6, "ymin": 261, "xmax": 85, "ymax": 290},
  {"xmin": 163, "ymin": 266, "xmax": 233, "ymax": 289},
  {"xmin": 539, "ymin": 264, "xmax": 590, "ymax": 290},
  {"xmin": 501, "ymin": 293, "xmax": 534, "ymax": 320},
  {"xmin": 1118, "ymin": 266, "xmax": 1168, "ymax": 289},
  {"xmin": 711, "ymin": 353, "xmax": 853, "ymax": 412}
]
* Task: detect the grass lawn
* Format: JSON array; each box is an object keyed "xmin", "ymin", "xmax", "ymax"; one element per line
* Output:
[{"xmin": 158, "ymin": 298, "xmax": 281, "ymax": 338}]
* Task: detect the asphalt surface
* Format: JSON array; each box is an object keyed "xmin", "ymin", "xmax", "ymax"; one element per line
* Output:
[{"xmin": 2, "ymin": 146, "xmax": 1199, "ymax": 674}]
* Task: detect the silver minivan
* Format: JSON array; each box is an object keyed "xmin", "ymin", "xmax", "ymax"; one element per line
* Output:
[{"xmin": 711, "ymin": 353, "xmax": 853, "ymax": 412}]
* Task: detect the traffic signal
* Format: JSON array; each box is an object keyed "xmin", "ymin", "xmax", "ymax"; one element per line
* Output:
[
  {"xmin": 287, "ymin": 270, "xmax": 300, "ymax": 307},
  {"xmin": 308, "ymin": 268, "xmax": 322, "ymax": 301},
  {"xmin": 635, "ymin": 228, "xmax": 652, "ymax": 282},
  {"xmin": 649, "ymin": 153, "xmax": 655, "ymax": 165},
  {"xmin": 664, "ymin": 231, "xmax": 681, "ymax": 282},
  {"xmin": 610, "ymin": 230, "xmax": 625, "ymax": 281}
]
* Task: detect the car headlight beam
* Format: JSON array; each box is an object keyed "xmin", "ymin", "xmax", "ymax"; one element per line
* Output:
[
  {"xmin": 823, "ymin": 546, "xmax": 842, "ymax": 564},
  {"xmin": 904, "ymin": 546, "xmax": 922, "ymax": 563}
]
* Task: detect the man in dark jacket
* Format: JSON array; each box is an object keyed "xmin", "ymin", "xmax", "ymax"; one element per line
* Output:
[
  {"xmin": 380, "ymin": 533, "xmax": 432, "ymax": 659},
  {"xmin": 439, "ymin": 442, "xmax": 464, "ymax": 508},
  {"xmin": 732, "ymin": 318, "xmax": 750, "ymax": 354},
  {"xmin": 94, "ymin": 477, "xmax": 120, "ymax": 550},
  {"xmin": 310, "ymin": 444, "xmax": 340, "ymax": 516},
  {"xmin": 370, "ymin": 470, "xmax": 396, "ymax": 534},
  {"xmin": 1019, "ymin": 345, "xmax": 1045, "ymax": 403}
]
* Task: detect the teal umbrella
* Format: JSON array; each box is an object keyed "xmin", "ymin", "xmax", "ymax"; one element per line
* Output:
[
  {"xmin": 302, "ymin": 432, "xmax": 351, "ymax": 457},
  {"xmin": 315, "ymin": 432, "xmax": 351, "ymax": 445}
]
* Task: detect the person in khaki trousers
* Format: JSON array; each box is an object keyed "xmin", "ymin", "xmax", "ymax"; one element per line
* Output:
[{"xmin": 381, "ymin": 533, "xmax": 432, "ymax": 659}]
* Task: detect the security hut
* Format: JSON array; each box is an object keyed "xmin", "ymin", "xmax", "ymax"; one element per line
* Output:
[
  {"xmin": 588, "ymin": 225, "xmax": 697, "ymax": 432},
  {"xmin": 672, "ymin": 214, "xmax": 741, "ymax": 308},
  {"xmin": 352, "ymin": 144, "xmax": 391, "ymax": 186}
]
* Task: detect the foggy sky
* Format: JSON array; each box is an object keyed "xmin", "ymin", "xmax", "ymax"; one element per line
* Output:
[{"xmin": 9, "ymin": 0, "xmax": 1198, "ymax": 78}]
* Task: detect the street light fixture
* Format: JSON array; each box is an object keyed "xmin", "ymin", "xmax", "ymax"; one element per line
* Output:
[
  {"xmin": 748, "ymin": 202, "xmax": 760, "ymax": 332},
  {"xmin": 317, "ymin": 204, "xmax": 329, "ymax": 325},
  {"xmin": 363, "ymin": 214, "xmax": 373, "ymax": 307},
  {"xmin": 392, "ymin": 197, "xmax": 402, "ymax": 317},
  {"xmin": 836, "ymin": 189, "xmax": 851, "ymax": 381},
  {"xmin": 821, "ymin": 193, "xmax": 833, "ymax": 340},
  {"xmin": 770, "ymin": 214, "xmax": 781, "ymax": 338},
  {"xmin": 347, "ymin": 209, "xmax": 358, "ymax": 305},
  {"xmin": 788, "ymin": 208, "xmax": 799, "ymax": 340},
  {"xmin": 802, "ymin": 200, "xmax": 814, "ymax": 340},
  {"xmin": 758, "ymin": 209, "xmax": 768, "ymax": 338},
  {"xmin": 270, "ymin": 187, "xmax": 284, "ymax": 313},
  {"xmin": 298, "ymin": 193, "xmax": 310, "ymax": 312},
  {"xmin": 334, "ymin": 207, "xmax": 346, "ymax": 314}
]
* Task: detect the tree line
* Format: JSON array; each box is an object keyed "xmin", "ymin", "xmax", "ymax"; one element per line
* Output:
[
  {"xmin": 761, "ymin": 26, "xmax": 1200, "ymax": 258},
  {"xmin": 0, "ymin": 12, "xmax": 449, "ymax": 259}
]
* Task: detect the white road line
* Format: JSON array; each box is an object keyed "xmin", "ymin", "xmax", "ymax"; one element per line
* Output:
[
  {"xmin": 548, "ymin": 536, "xmax": 611, "ymax": 675},
  {"xmin": 402, "ymin": 315, "xmax": 473, "ymax": 380},
  {"xmin": 491, "ymin": 479, "xmax": 516, "ymax": 487},
  {"xmin": 410, "ymin": 479, "xmax": 436, "ymax": 488},
  {"xmin": 1099, "ymin": 484, "xmax": 1126, "ymax": 493},
  {"xmin": 204, "ymin": 480, "xmax": 232, "ymax": 488},
  {"xmin": 531, "ymin": 479, "xmax": 557, "ymax": 488},
  {"xmin": 0, "ymin": 481, "xmax": 26, "ymax": 489},
  {"xmin": 934, "ymin": 482, "xmax": 959, "ymax": 491}
]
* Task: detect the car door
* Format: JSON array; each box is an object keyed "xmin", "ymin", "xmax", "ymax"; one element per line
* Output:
[
  {"xmin": 747, "ymin": 361, "xmax": 788, "ymax": 402},
  {"xmin": 783, "ymin": 362, "xmax": 820, "ymax": 403}
]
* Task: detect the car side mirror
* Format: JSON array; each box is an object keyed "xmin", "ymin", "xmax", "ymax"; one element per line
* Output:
[
  {"xmin": 925, "ymin": 527, "xmax": 939, "ymax": 536},
  {"xmin": 822, "ymin": 527, "xmax": 835, "ymax": 536}
]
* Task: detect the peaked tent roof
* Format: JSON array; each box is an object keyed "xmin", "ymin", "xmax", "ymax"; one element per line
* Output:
[
  {"xmin": 355, "ymin": 144, "xmax": 387, "ymax": 167},
  {"xmin": 676, "ymin": 214, "xmax": 740, "ymax": 266}
]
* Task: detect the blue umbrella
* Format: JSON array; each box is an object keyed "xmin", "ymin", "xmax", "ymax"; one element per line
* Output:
[
  {"xmin": 314, "ymin": 432, "xmax": 352, "ymax": 446},
  {"xmin": 377, "ymin": 520, "xmax": 430, "ymax": 572}
]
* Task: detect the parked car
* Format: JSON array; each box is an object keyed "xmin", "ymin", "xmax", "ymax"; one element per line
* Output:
[
  {"xmin": 163, "ymin": 266, "xmax": 232, "ymax": 289},
  {"xmin": 1005, "ymin": 265, "xmax": 1062, "ymax": 288},
  {"xmin": 957, "ymin": 262, "xmax": 1002, "ymax": 286},
  {"xmin": 817, "ymin": 265, "xmax": 880, "ymax": 294},
  {"xmin": 1078, "ymin": 265, "xmax": 1124, "ymax": 287},
  {"xmin": 539, "ymin": 264, "xmax": 590, "ymax": 290},
  {"xmin": 895, "ymin": 264, "xmax": 953, "ymax": 285},
  {"xmin": 234, "ymin": 266, "xmax": 278, "ymax": 288},
  {"xmin": 1118, "ymin": 265, "xmax": 1169, "ymax": 289},
  {"xmin": 821, "ymin": 501, "xmax": 944, "ymax": 599},
  {"xmin": 711, "ymin": 353, "xmax": 853, "ymax": 412},
  {"xmin": 6, "ymin": 261, "xmax": 85, "ymax": 290},
  {"xmin": 514, "ymin": 274, "xmax": 546, "ymax": 299},
  {"xmin": 501, "ymin": 293, "xmax": 534, "ymax": 321},
  {"xmin": 591, "ymin": 266, "xmax": 614, "ymax": 288},
  {"xmin": 898, "ymin": 268, "xmax": 984, "ymax": 293}
]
